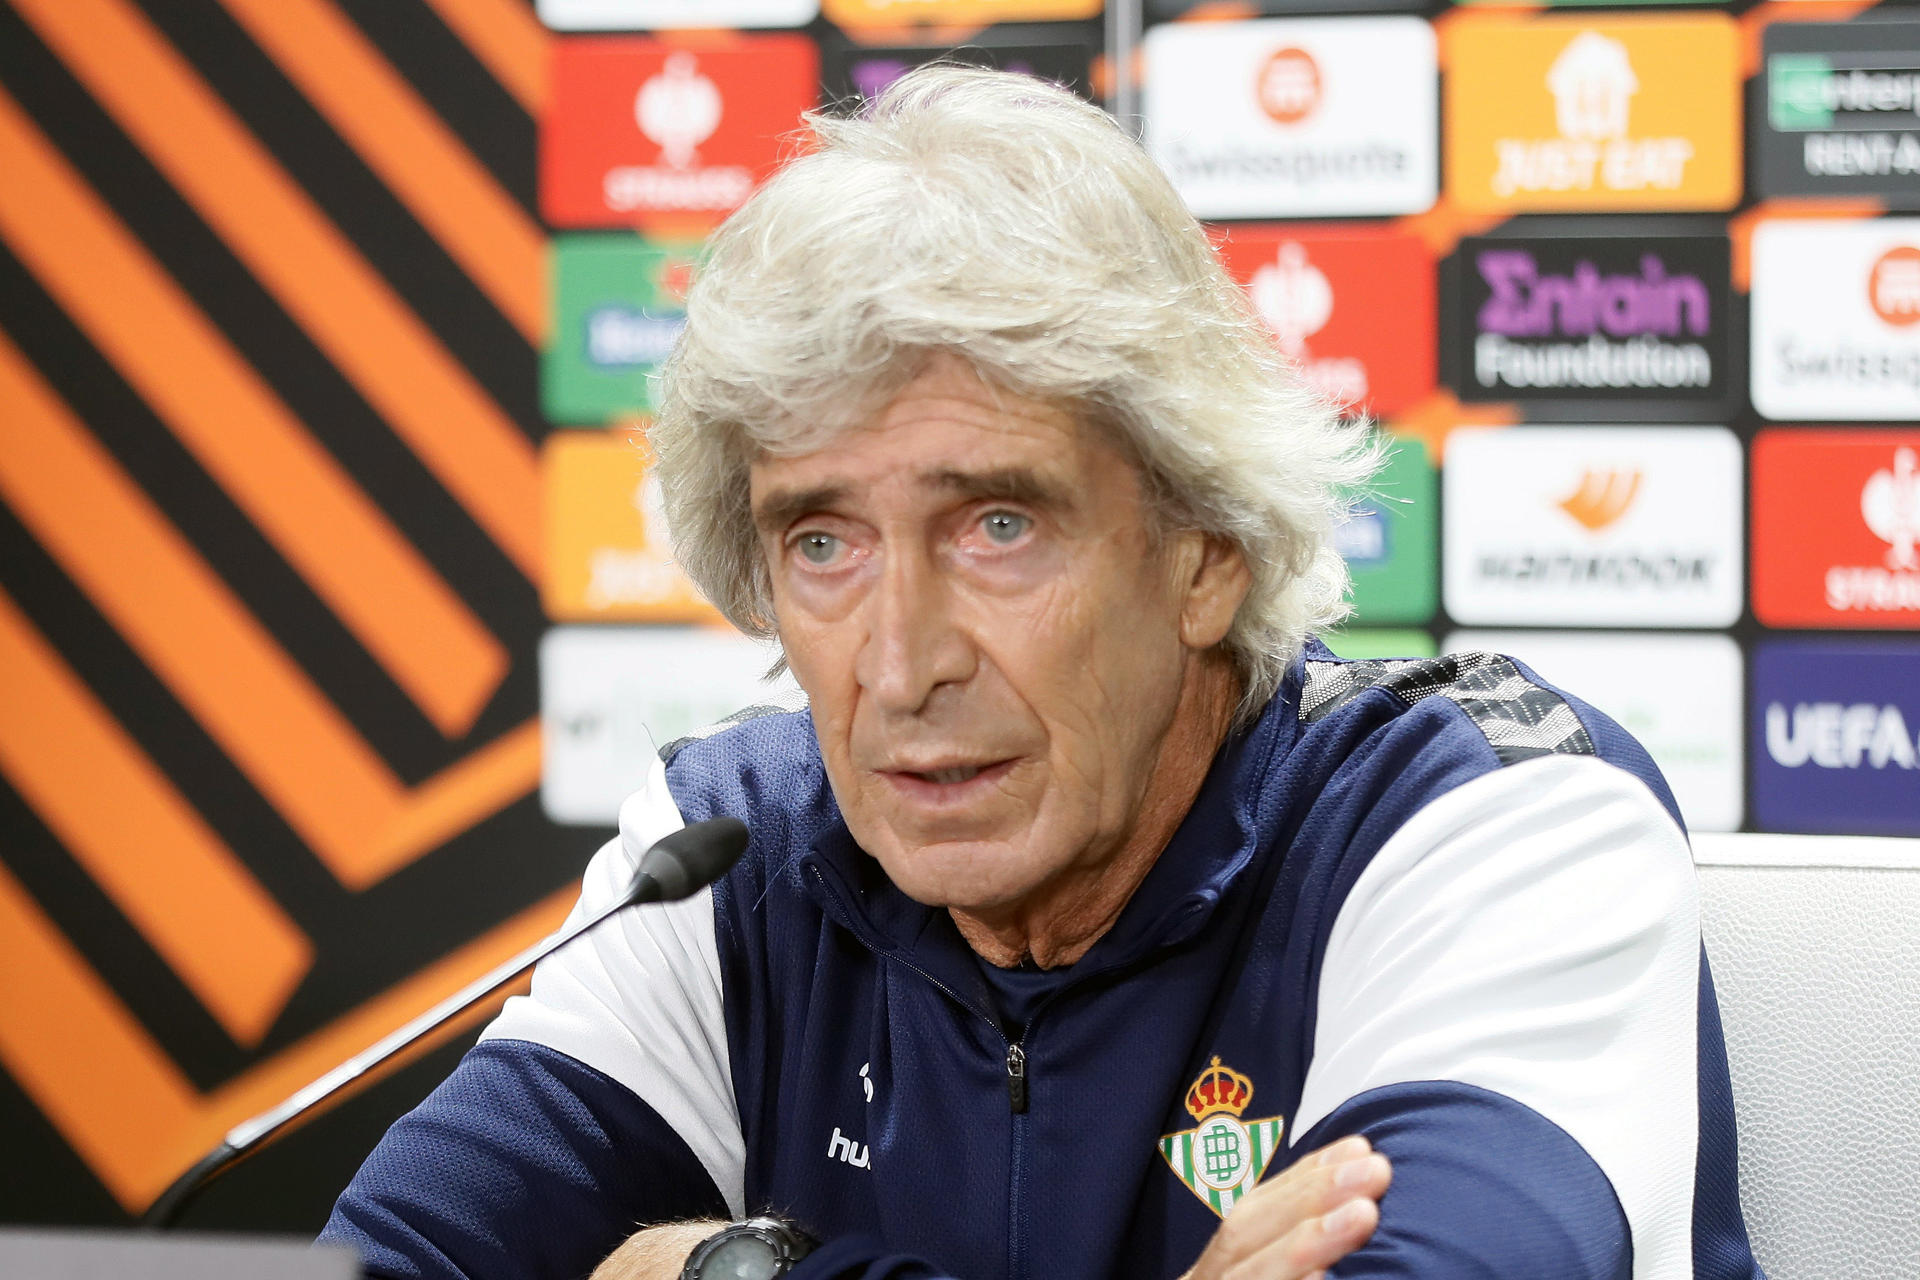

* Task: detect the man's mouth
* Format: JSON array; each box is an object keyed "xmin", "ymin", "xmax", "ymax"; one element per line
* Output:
[
  {"xmin": 918, "ymin": 765, "xmax": 986, "ymax": 785},
  {"xmin": 881, "ymin": 757, "xmax": 1019, "ymax": 796}
]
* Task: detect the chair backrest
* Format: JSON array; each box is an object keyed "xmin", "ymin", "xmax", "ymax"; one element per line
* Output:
[{"xmin": 1692, "ymin": 833, "xmax": 1920, "ymax": 1280}]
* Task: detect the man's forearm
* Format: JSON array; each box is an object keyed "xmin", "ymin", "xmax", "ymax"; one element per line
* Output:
[{"xmin": 590, "ymin": 1220, "xmax": 725, "ymax": 1280}]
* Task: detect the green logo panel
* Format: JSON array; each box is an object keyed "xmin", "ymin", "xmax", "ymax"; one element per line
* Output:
[
  {"xmin": 544, "ymin": 235, "xmax": 703, "ymax": 425},
  {"xmin": 1339, "ymin": 436, "xmax": 1437, "ymax": 626},
  {"xmin": 1769, "ymin": 54, "xmax": 1836, "ymax": 132},
  {"xmin": 1320, "ymin": 629, "xmax": 1437, "ymax": 661}
]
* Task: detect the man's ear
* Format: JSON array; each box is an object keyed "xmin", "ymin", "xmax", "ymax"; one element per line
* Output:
[{"xmin": 1177, "ymin": 533, "xmax": 1252, "ymax": 651}]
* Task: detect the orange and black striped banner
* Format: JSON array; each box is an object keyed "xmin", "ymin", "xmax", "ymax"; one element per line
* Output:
[{"xmin": 0, "ymin": 0, "xmax": 598, "ymax": 1226}]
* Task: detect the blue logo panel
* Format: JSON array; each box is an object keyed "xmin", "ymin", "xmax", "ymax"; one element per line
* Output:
[{"xmin": 1752, "ymin": 639, "xmax": 1920, "ymax": 836}]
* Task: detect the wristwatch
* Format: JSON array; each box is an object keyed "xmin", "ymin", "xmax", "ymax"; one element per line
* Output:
[{"xmin": 680, "ymin": 1215, "xmax": 819, "ymax": 1280}]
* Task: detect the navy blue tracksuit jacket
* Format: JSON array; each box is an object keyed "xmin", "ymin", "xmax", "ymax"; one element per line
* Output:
[{"xmin": 321, "ymin": 644, "xmax": 1763, "ymax": 1280}]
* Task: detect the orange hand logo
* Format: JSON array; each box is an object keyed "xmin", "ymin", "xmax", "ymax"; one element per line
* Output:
[{"xmin": 1557, "ymin": 467, "xmax": 1643, "ymax": 531}]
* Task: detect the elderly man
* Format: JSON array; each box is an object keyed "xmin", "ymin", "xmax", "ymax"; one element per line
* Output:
[{"xmin": 321, "ymin": 69, "xmax": 1761, "ymax": 1280}]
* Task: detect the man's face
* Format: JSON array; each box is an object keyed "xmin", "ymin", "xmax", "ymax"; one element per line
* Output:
[{"xmin": 750, "ymin": 357, "xmax": 1230, "ymax": 916}]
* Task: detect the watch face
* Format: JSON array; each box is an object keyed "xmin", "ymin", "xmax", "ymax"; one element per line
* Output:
[{"xmin": 701, "ymin": 1233, "xmax": 783, "ymax": 1280}]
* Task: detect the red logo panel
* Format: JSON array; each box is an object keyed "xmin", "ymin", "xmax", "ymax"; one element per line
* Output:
[
  {"xmin": 1753, "ymin": 430, "xmax": 1920, "ymax": 628},
  {"xmin": 541, "ymin": 36, "xmax": 818, "ymax": 231},
  {"xmin": 1213, "ymin": 226, "xmax": 1436, "ymax": 418}
]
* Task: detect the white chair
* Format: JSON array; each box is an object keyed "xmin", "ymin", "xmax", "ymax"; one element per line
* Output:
[{"xmin": 1693, "ymin": 833, "xmax": 1920, "ymax": 1280}]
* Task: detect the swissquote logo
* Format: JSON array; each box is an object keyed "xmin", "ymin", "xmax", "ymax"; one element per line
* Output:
[
  {"xmin": 1750, "ymin": 219, "xmax": 1920, "ymax": 420},
  {"xmin": 1144, "ymin": 17, "xmax": 1437, "ymax": 219},
  {"xmin": 541, "ymin": 36, "xmax": 817, "ymax": 229},
  {"xmin": 1159, "ymin": 1058, "xmax": 1286, "ymax": 1218}
]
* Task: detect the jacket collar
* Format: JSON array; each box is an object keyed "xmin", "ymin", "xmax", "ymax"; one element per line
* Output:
[{"xmin": 799, "ymin": 656, "xmax": 1305, "ymax": 1003}]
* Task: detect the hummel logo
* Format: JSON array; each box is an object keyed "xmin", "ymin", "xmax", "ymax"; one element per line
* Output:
[
  {"xmin": 827, "ymin": 1126, "xmax": 871, "ymax": 1170},
  {"xmin": 1557, "ymin": 467, "xmax": 1642, "ymax": 531},
  {"xmin": 859, "ymin": 1061, "xmax": 873, "ymax": 1103}
]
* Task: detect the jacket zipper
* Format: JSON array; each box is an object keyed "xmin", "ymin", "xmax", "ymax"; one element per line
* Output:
[{"xmin": 806, "ymin": 865, "xmax": 1034, "ymax": 1280}]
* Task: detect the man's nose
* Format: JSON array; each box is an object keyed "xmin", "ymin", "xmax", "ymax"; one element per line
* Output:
[{"xmin": 854, "ymin": 546, "xmax": 974, "ymax": 715}]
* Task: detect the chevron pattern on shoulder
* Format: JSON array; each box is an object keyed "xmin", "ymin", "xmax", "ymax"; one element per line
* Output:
[{"xmin": 1300, "ymin": 651, "xmax": 1596, "ymax": 765}]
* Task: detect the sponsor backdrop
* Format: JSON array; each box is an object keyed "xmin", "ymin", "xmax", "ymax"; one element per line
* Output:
[{"xmin": 1, "ymin": 0, "xmax": 1916, "ymax": 1240}]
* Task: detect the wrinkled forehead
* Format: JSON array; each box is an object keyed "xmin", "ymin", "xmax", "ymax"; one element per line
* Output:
[{"xmin": 746, "ymin": 365, "xmax": 1100, "ymax": 523}]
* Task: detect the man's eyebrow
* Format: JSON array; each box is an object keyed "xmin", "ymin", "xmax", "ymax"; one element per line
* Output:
[
  {"xmin": 920, "ymin": 466, "xmax": 1072, "ymax": 509},
  {"xmin": 753, "ymin": 483, "xmax": 849, "ymax": 534}
]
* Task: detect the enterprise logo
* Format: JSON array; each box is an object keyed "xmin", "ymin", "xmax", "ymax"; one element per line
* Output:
[{"xmin": 1770, "ymin": 56, "xmax": 1920, "ymax": 131}]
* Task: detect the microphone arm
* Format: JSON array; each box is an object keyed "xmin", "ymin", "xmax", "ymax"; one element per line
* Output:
[{"xmin": 141, "ymin": 816, "xmax": 750, "ymax": 1230}]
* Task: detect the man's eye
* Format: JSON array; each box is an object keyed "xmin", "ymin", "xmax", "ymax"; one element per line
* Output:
[
  {"xmin": 796, "ymin": 532, "xmax": 841, "ymax": 565},
  {"xmin": 980, "ymin": 511, "xmax": 1031, "ymax": 545}
]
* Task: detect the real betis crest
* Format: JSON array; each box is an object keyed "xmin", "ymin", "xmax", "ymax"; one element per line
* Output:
[{"xmin": 1158, "ymin": 1057, "xmax": 1286, "ymax": 1218}]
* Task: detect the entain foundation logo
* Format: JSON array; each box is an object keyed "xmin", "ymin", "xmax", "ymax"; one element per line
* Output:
[
  {"xmin": 1754, "ymin": 431, "xmax": 1920, "ymax": 628},
  {"xmin": 1760, "ymin": 19, "xmax": 1920, "ymax": 204},
  {"xmin": 1453, "ymin": 233, "xmax": 1729, "ymax": 405},
  {"xmin": 1751, "ymin": 219, "xmax": 1920, "ymax": 421},
  {"xmin": 541, "ymin": 36, "xmax": 817, "ymax": 231},
  {"xmin": 1215, "ymin": 226, "xmax": 1434, "ymax": 417},
  {"xmin": 1443, "ymin": 425, "xmax": 1742, "ymax": 627},
  {"xmin": 1145, "ymin": 17, "xmax": 1437, "ymax": 219},
  {"xmin": 822, "ymin": 28, "xmax": 1097, "ymax": 105},
  {"xmin": 1445, "ymin": 15, "xmax": 1739, "ymax": 213}
]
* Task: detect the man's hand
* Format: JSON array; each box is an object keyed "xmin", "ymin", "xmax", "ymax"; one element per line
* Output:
[
  {"xmin": 1182, "ymin": 1136, "xmax": 1392, "ymax": 1280},
  {"xmin": 589, "ymin": 1219, "xmax": 726, "ymax": 1280}
]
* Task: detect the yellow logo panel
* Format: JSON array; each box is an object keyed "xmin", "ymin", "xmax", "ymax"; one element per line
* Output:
[
  {"xmin": 1444, "ymin": 14, "xmax": 1741, "ymax": 213},
  {"xmin": 542, "ymin": 430, "xmax": 721, "ymax": 624}
]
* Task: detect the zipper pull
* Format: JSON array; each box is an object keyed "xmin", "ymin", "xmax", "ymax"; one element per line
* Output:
[{"xmin": 1006, "ymin": 1043, "xmax": 1028, "ymax": 1114}]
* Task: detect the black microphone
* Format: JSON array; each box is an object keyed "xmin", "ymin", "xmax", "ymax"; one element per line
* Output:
[{"xmin": 141, "ymin": 817, "xmax": 750, "ymax": 1230}]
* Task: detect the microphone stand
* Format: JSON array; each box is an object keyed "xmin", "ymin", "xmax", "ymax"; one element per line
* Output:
[{"xmin": 142, "ymin": 817, "xmax": 748, "ymax": 1229}]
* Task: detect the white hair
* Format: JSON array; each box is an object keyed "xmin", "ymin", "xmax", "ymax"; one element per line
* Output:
[{"xmin": 651, "ymin": 64, "xmax": 1379, "ymax": 719}]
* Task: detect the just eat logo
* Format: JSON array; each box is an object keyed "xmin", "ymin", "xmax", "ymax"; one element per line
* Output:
[{"xmin": 541, "ymin": 36, "xmax": 817, "ymax": 232}]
